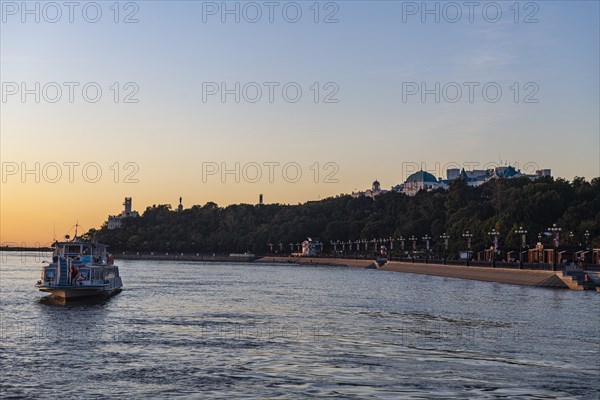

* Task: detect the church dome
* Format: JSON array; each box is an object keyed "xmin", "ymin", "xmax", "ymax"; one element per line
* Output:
[{"xmin": 405, "ymin": 171, "xmax": 438, "ymax": 183}]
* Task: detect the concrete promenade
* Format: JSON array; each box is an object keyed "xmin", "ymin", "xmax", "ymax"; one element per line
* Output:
[
  {"xmin": 255, "ymin": 256, "xmax": 570, "ymax": 289},
  {"xmin": 115, "ymin": 254, "xmax": 594, "ymax": 290},
  {"xmin": 381, "ymin": 261, "xmax": 569, "ymax": 288}
]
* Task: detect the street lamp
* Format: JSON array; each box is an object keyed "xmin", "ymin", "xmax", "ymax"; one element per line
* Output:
[
  {"xmin": 422, "ymin": 235, "xmax": 431, "ymax": 264},
  {"xmin": 584, "ymin": 230, "xmax": 590, "ymax": 249},
  {"xmin": 409, "ymin": 235, "xmax": 417, "ymax": 262},
  {"xmin": 440, "ymin": 233, "xmax": 449, "ymax": 265},
  {"xmin": 514, "ymin": 226, "xmax": 527, "ymax": 269},
  {"xmin": 548, "ymin": 223, "xmax": 562, "ymax": 271},
  {"xmin": 536, "ymin": 233, "xmax": 542, "ymax": 263},
  {"xmin": 487, "ymin": 228, "xmax": 500, "ymax": 268},
  {"xmin": 568, "ymin": 231, "xmax": 574, "ymax": 246},
  {"xmin": 462, "ymin": 231, "xmax": 473, "ymax": 266},
  {"xmin": 398, "ymin": 236, "xmax": 405, "ymax": 260}
]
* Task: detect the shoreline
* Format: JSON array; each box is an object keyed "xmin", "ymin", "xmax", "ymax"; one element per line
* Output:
[
  {"xmin": 112, "ymin": 254, "xmax": 597, "ymax": 290},
  {"xmin": 381, "ymin": 261, "xmax": 569, "ymax": 288},
  {"xmin": 255, "ymin": 257, "xmax": 582, "ymax": 290},
  {"xmin": 116, "ymin": 253, "xmax": 257, "ymax": 262},
  {"xmin": 255, "ymin": 256, "xmax": 380, "ymax": 269}
]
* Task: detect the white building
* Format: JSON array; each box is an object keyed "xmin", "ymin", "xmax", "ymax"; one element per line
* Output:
[
  {"xmin": 352, "ymin": 180, "xmax": 389, "ymax": 198},
  {"xmin": 352, "ymin": 167, "xmax": 553, "ymax": 198},
  {"xmin": 393, "ymin": 171, "xmax": 445, "ymax": 196},
  {"xmin": 445, "ymin": 166, "xmax": 552, "ymax": 188},
  {"xmin": 107, "ymin": 197, "xmax": 139, "ymax": 229}
]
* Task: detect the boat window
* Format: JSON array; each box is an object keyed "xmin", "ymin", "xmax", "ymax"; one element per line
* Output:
[
  {"xmin": 92, "ymin": 269, "xmax": 102, "ymax": 281},
  {"xmin": 44, "ymin": 269, "xmax": 56, "ymax": 281},
  {"xmin": 104, "ymin": 268, "xmax": 115, "ymax": 280},
  {"xmin": 65, "ymin": 245, "xmax": 82, "ymax": 255}
]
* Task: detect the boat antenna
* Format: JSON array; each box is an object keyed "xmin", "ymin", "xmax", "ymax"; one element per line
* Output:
[
  {"xmin": 63, "ymin": 222, "xmax": 82, "ymax": 242},
  {"xmin": 74, "ymin": 220, "xmax": 79, "ymax": 241}
]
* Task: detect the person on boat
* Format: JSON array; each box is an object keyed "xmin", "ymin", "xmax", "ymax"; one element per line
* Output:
[{"xmin": 70, "ymin": 264, "xmax": 79, "ymax": 284}]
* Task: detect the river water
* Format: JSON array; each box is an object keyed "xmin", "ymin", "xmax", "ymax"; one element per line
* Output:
[{"xmin": 1, "ymin": 253, "xmax": 599, "ymax": 399}]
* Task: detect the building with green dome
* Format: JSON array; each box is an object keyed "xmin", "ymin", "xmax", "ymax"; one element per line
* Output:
[{"xmin": 394, "ymin": 170, "xmax": 444, "ymax": 196}]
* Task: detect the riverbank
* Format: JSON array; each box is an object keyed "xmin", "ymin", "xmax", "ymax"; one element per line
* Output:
[
  {"xmin": 116, "ymin": 253, "xmax": 256, "ymax": 262},
  {"xmin": 256, "ymin": 256, "xmax": 379, "ymax": 269},
  {"xmin": 381, "ymin": 261, "xmax": 569, "ymax": 288},
  {"xmin": 255, "ymin": 257, "xmax": 571, "ymax": 289},
  {"xmin": 116, "ymin": 254, "xmax": 378, "ymax": 268},
  {"xmin": 115, "ymin": 254, "xmax": 592, "ymax": 290}
]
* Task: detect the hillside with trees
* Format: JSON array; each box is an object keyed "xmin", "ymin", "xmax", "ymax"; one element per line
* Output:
[{"xmin": 84, "ymin": 176, "xmax": 600, "ymax": 256}]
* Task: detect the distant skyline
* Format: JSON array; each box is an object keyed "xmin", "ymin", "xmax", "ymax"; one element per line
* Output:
[{"xmin": 1, "ymin": 1, "xmax": 599, "ymax": 243}]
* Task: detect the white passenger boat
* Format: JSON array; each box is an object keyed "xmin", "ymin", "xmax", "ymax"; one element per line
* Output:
[{"xmin": 36, "ymin": 237, "xmax": 123, "ymax": 300}]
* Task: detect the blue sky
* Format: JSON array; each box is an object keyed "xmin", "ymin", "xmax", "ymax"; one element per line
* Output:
[{"xmin": 1, "ymin": 1, "xmax": 599, "ymax": 241}]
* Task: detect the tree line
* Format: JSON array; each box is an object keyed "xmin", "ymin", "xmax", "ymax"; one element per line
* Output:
[{"xmin": 83, "ymin": 176, "xmax": 600, "ymax": 256}]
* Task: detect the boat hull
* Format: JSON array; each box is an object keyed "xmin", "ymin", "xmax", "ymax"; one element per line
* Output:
[{"xmin": 37, "ymin": 285, "xmax": 122, "ymax": 300}]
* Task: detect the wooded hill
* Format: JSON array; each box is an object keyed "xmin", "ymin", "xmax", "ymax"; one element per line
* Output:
[{"xmin": 84, "ymin": 176, "xmax": 600, "ymax": 256}]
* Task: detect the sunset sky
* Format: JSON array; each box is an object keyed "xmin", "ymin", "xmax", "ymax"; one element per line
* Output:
[{"xmin": 1, "ymin": 1, "xmax": 599, "ymax": 244}]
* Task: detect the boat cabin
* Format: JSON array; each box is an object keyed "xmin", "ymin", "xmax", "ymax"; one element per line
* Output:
[
  {"xmin": 41, "ymin": 241, "xmax": 116, "ymax": 287},
  {"xmin": 52, "ymin": 241, "xmax": 110, "ymax": 264}
]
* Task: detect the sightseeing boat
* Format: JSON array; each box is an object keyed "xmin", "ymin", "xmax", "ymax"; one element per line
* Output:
[{"xmin": 35, "ymin": 237, "xmax": 123, "ymax": 300}]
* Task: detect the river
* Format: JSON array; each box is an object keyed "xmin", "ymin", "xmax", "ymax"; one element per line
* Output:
[{"xmin": 1, "ymin": 253, "xmax": 598, "ymax": 398}]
